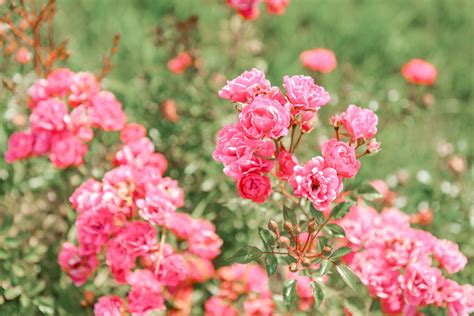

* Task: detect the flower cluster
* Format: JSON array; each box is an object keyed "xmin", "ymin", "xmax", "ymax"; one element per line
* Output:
[
  {"xmin": 339, "ymin": 205, "xmax": 473, "ymax": 316},
  {"xmin": 204, "ymin": 264, "xmax": 274, "ymax": 316},
  {"xmin": 225, "ymin": 0, "xmax": 290, "ymax": 20},
  {"xmin": 4, "ymin": 69, "xmax": 127, "ymax": 168},
  {"xmin": 214, "ymin": 68, "xmax": 379, "ymax": 211},
  {"xmin": 59, "ymin": 125, "xmax": 223, "ymax": 316}
]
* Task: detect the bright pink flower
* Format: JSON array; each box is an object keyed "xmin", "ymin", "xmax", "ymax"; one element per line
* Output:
[
  {"xmin": 113, "ymin": 221, "xmax": 157, "ymax": 258},
  {"xmin": 239, "ymin": 95, "xmax": 290, "ymax": 139},
  {"xmin": 300, "ymin": 48, "xmax": 337, "ymax": 73},
  {"xmin": 237, "ymin": 173, "xmax": 272, "ymax": 203},
  {"xmin": 244, "ymin": 264, "xmax": 271, "ymax": 294},
  {"xmin": 218, "ymin": 68, "xmax": 270, "ymax": 102},
  {"xmin": 31, "ymin": 130, "xmax": 53, "ymax": 156},
  {"xmin": 402, "ymin": 59, "xmax": 437, "ymax": 86},
  {"xmin": 188, "ymin": 226, "xmax": 223, "ymax": 260},
  {"xmin": 89, "ymin": 91, "xmax": 127, "ymax": 131},
  {"xmin": 380, "ymin": 294, "xmax": 405, "ymax": 315},
  {"xmin": 283, "ymin": 75, "xmax": 331, "ymax": 111},
  {"xmin": 69, "ymin": 105, "xmax": 94, "ymax": 142},
  {"xmin": 30, "ymin": 98, "xmax": 68, "ymax": 132},
  {"xmin": 225, "ymin": 0, "xmax": 261, "ymax": 20},
  {"xmin": 94, "ymin": 295, "xmax": 124, "ymax": 316},
  {"xmin": 136, "ymin": 187, "xmax": 176, "ymax": 226},
  {"xmin": 4, "ymin": 131, "xmax": 34, "ymax": 163},
  {"xmin": 46, "ymin": 68, "xmax": 74, "ymax": 97},
  {"xmin": 69, "ymin": 179, "xmax": 103, "ymax": 213},
  {"xmin": 156, "ymin": 177, "xmax": 185, "ymax": 208},
  {"xmin": 77, "ymin": 207, "xmax": 116, "ymax": 255},
  {"xmin": 106, "ymin": 238, "xmax": 136, "ymax": 284},
  {"xmin": 338, "ymin": 204, "xmax": 378, "ymax": 249},
  {"xmin": 321, "ymin": 138, "xmax": 360, "ymax": 178},
  {"xmin": 339, "ymin": 104, "xmax": 378, "ymax": 140},
  {"xmin": 433, "ymin": 239, "xmax": 467, "ymax": 274},
  {"xmin": 16, "ymin": 46, "xmax": 32, "ymax": 64},
  {"xmin": 167, "ymin": 212, "xmax": 194, "ymax": 240},
  {"xmin": 58, "ymin": 242, "xmax": 98, "ymax": 286},
  {"xmin": 265, "ymin": 0, "xmax": 289, "ymax": 15},
  {"xmin": 400, "ymin": 264, "xmax": 445, "ymax": 306},
  {"xmin": 185, "ymin": 255, "xmax": 215, "ymax": 283},
  {"xmin": 27, "ymin": 79, "xmax": 49, "ymax": 108},
  {"xmin": 126, "ymin": 270, "xmax": 165, "ymax": 315},
  {"xmin": 244, "ymin": 296, "xmax": 275, "ymax": 316},
  {"xmin": 49, "ymin": 133, "xmax": 88, "ymax": 168},
  {"xmin": 168, "ymin": 52, "xmax": 193, "ymax": 74},
  {"xmin": 289, "ymin": 156, "xmax": 342, "ymax": 211},
  {"xmin": 120, "ymin": 123, "xmax": 147, "ymax": 144},
  {"xmin": 69, "ymin": 72, "xmax": 100, "ymax": 107},
  {"xmin": 276, "ymin": 150, "xmax": 298, "ymax": 180},
  {"xmin": 204, "ymin": 296, "xmax": 238, "ymax": 316},
  {"xmin": 114, "ymin": 137, "xmax": 153, "ymax": 167},
  {"xmin": 156, "ymin": 253, "xmax": 188, "ymax": 287}
]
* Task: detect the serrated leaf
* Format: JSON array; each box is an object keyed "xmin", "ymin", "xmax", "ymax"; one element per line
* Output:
[
  {"xmin": 330, "ymin": 247, "xmax": 352, "ymax": 260},
  {"xmin": 264, "ymin": 254, "xmax": 277, "ymax": 276},
  {"xmin": 336, "ymin": 264, "xmax": 357, "ymax": 291},
  {"xmin": 310, "ymin": 205, "xmax": 325, "ymax": 224},
  {"xmin": 330, "ymin": 202, "xmax": 354, "ymax": 219},
  {"xmin": 283, "ymin": 279, "xmax": 297, "ymax": 311},
  {"xmin": 324, "ymin": 223, "xmax": 346, "ymax": 237},
  {"xmin": 319, "ymin": 260, "xmax": 332, "ymax": 276},
  {"xmin": 311, "ymin": 281, "xmax": 324, "ymax": 307},
  {"xmin": 258, "ymin": 227, "xmax": 275, "ymax": 249},
  {"xmin": 283, "ymin": 206, "xmax": 297, "ymax": 225},
  {"xmin": 225, "ymin": 246, "xmax": 262, "ymax": 264}
]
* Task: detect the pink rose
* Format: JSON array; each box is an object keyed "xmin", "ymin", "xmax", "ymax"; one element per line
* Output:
[
  {"xmin": 167, "ymin": 213, "xmax": 194, "ymax": 239},
  {"xmin": 106, "ymin": 238, "xmax": 136, "ymax": 284},
  {"xmin": 225, "ymin": 0, "xmax": 261, "ymax": 20},
  {"xmin": 244, "ymin": 297, "xmax": 275, "ymax": 316},
  {"xmin": 15, "ymin": 47, "xmax": 32, "ymax": 64},
  {"xmin": 114, "ymin": 137, "xmax": 154, "ymax": 168},
  {"xmin": 186, "ymin": 255, "xmax": 215, "ymax": 283},
  {"xmin": 205, "ymin": 296, "xmax": 238, "ymax": 316},
  {"xmin": 433, "ymin": 239, "xmax": 467, "ymax": 274},
  {"xmin": 30, "ymin": 98, "xmax": 68, "ymax": 132},
  {"xmin": 402, "ymin": 59, "xmax": 437, "ymax": 86},
  {"xmin": 69, "ymin": 72, "xmax": 100, "ymax": 107},
  {"xmin": 289, "ymin": 156, "xmax": 342, "ymax": 211},
  {"xmin": 120, "ymin": 123, "xmax": 147, "ymax": 144},
  {"xmin": 400, "ymin": 263, "xmax": 445, "ymax": 306},
  {"xmin": 300, "ymin": 48, "xmax": 337, "ymax": 73},
  {"xmin": 89, "ymin": 91, "xmax": 127, "ymax": 131},
  {"xmin": 69, "ymin": 105, "xmax": 94, "ymax": 142},
  {"xmin": 265, "ymin": 0, "xmax": 289, "ymax": 15},
  {"xmin": 94, "ymin": 295, "xmax": 124, "ymax": 316},
  {"xmin": 168, "ymin": 52, "xmax": 193, "ymax": 74},
  {"xmin": 49, "ymin": 133, "xmax": 88, "ymax": 168},
  {"xmin": 4, "ymin": 131, "xmax": 34, "ymax": 163},
  {"xmin": 321, "ymin": 138, "xmax": 360, "ymax": 178},
  {"xmin": 239, "ymin": 95, "xmax": 290, "ymax": 139},
  {"xmin": 380, "ymin": 295, "xmax": 404, "ymax": 315},
  {"xmin": 218, "ymin": 68, "xmax": 270, "ymax": 102},
  {"xmin": 69, "ymin": 179, "xmax": 103, "ymax": 213},
  {"xmin": 58, "ymin": 242, "xmax": 98, "ymax": 286},
  {"xmin": 283, "ymin": 75, "xmax": 331, "ymax": 111},
  {"xmin": 156, "ymin": 177, "xmax": 185, "ymax": 208},
  {"xmin": 31, "ymin": 130, "xmax": 53, "ymax": 156},
  {"xmin": 77, "ymin": 207, "xmax": 116, "ymax": 255},
  {"xmin": 276, "ymin": 150, "xmax": 298, "ymax": 180},
  {"xmin": 27, "ymin": 79, "xmax": 49, "ymax": 108},
  {"xmin": 237, "ymin": 172, "xmax": 272, "ymax": 203},
  {"xmin": 136, "ymin": 186, "xmax": 176, "ymax": 226},
  {"xmin": 112, "ymin": 221, "xmax": 157, "ymax": 258},
  {"xmin": 188, "ymin": 226, "xmax": 223, "ymax": 260},
  {"xmin": 46, "ymin": 68, "xmax": 74, "ymax": 97},
  {"xmin": 339, "ymin": 104, "xmax": 378, "ymax": 140},
  {"xmin": 126, "ymin": 270, "xmax": 165, "ymax": 315},
  {"xmin": 156, "ymin": 253, "xmax": 188, "ymax": 287}
]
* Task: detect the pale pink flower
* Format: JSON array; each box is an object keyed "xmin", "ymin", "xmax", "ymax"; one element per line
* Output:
[
  {"xmin": 15, "ymin": 46, "xmax": 32, "ymax": 64},
  {"xmin": 265, "ymin": 0, "xmax": 289, "ymax": 15},
  {"xmin": 69, "ymin": 72, "xmax": 100, "ymax": 107},
  {"xmin": 27, "ymin": 79, "xmax": 49, "ymax": 108},
  {"xmin": 298, "ymin": 110, "xmax": 318, "ymax": 133},
  {"xmin": 239, "ymin": 95, "xmax": 290, "ymax": 139},
  {"xmin": 167, "ymin": 212, "xmax": 194, "ymax": 240},
  {"xmin": 94, "ymin": 295, "xmax": 124, "ymax": 316},
  {"xmin": 89, "ymin": 91, "xmax": 127, "ymax": 131},
  {"xmin": 289, "ymin": 156, "xmax": 342, "ymax": 211},
  {"xmin": 188, "ymin": 226, "xmax": 223, "ymax": 260},
  {"xmin": 120, "ymin": 123, "xmax": 147, "ymax": 144},
  {"xmin": 77, "ymin": 207, "xmax": 116, "ymax": 255},
  {"xmin": 31, "ymin": 130, "xmax": 53, "ymax": 156},
  {"xmin": 49, "ymin": 133, "xmax": 88, "ymax": 168},
  {"xmin": 114, "ymin": 137, "xmax": 155, "ymax": 168},
  {"xmin": 339, "ymin": 104, "xmax": 378, "ymax": 140},
  {"xmin": 321, "ymin": 138, "xmax": 360, "ymax": 178},
  {"xmin": 244, "ymin": 264, "xmax": 271, "ymax": 294},
  {"xmin": 126, "ymin": 270, "xmax": 165, "ymax": 315},
  {"xmin": 276, "ymin": 150, "xmax": 298, "ymax": 180},
  {"xmin": 106, "ymin": 238, "xmax": 136, "ymax": 284},
  {"xmin": 156, "ymin": 253, "xmax": 188, "ymax": 287},
  {"xmin": 137, "ymin": 187, "xmax": 176, "ymax": 226},
  {"xmin": 338, "ymin": 204, "xmax": 378, "ymax": 249},
  {"xmin": 300, "ymin": 48, "xmax": 337, "ymax": 73},
  {"xmin": 168, "ymin": 52, "xmax": 193, "ymax": 74},
  {"xmin": 58, "ymin": 242, "xmax": 98, "ymax": 286},
  {"xmin": 283, "ymin": 75, "xmax": 331, "ymax": 111},
  {"xmin": 367, "ymin": 138, "xmax": 381, "ymax": 153},
  {"xmin": 30, "ymin": 98, "xmax": 68, "ymax": 132},
  {"xmin": 69, "ymin": 179, "xmax": 103, "ymax": 213},
  {"xmin": 433, "ymin": 239, "xmax": 467, "ymax": 274},
  {"xmin": 244, "ymin": 296, "xmax": 275, "ymax": 316},
  {"xmin": 400, "ymin": 263, "xmax": 445, "ymax": 306},
  {"xmin": 402, "ymin": 59, "xmax": 437, "ymax": 86},
  {"xmin": 225, "ymin": 0, "xmax": 261, "ymax": 21},
  {"xmin": 237, "ymin": 172, "xmax": 272, "ymax": 203},
  {"xmin": 69, "ymin": 105, "xmax": 94, "ymax": 142},
  {"xmin": 46, "ymin": 68, "xmax": 74, "ymax": 97},
  {"xmin": 218, "ymin": 68, "xmax": 270, "ymax": 102},
  {"xmin": 156, "ymin": 177, "xmax": 185, "ymax": 208},
  {"xmin": 4, "ymin": 131, "xmax": 34, "ymax": 163}
]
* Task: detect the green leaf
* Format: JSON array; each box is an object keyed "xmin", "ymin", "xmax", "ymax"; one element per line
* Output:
[
  {"xmin": 0, "ymin": 214, "xmax": 13, "ymax": 233},
  {"xmin": 283, "ymin": 279, "xmax": 297, "ymax": 311},
  {"xmin": 360, "ymin": 192, "xmax": 383, "ymax": 201},
  {"xmin": 310, "ymin": 205, "xmax": 325, "ymax": 224},
  {"xmin": 330, "ymin": 247, "xmax": 352, "ymax": 260},
  {"xmin": 4, "ymin": 286, "xmax": 22, "ymax": 300},
  {"xmin": 336, "ymin": 264, "xmax": 357, "ymax": 291},
  {"xmin": 311, "ymin": 281, "xmax": 324, "ymax": 307},
  {"xmin": 258, "ymin": 227, "xmax": 275, "ymax": 249},
  {"xmin": 319, "ymin": 260, "xmax": 332, "ymax": 276},
  {"xmin": 225, "ymin": 246, "xmax": 262, "ymax": 264},
  {"xmin": 324, "ymin": 223, "xmax": 346, "ymax": 237},
  {"xmin": 264, "ymin": 254, "xmax": 277, "ymax": 276},
  {"xmin": 316, "ymin": 236, "xmax": 328, "ymax": 253},
  {"xmin": 330, "ymin": 202, "xmax": 354, "ymax": 219},
  {"xmin": 283, "ymin": 206, "xmax": 297, "ymax": 225}
]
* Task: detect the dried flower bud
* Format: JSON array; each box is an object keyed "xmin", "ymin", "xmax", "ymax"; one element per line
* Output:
[
  {"xmin": 278, "ymin": 236, "xmax": 291, "ymax": 248},
  {"xmin": 301, "ymin": 257, "xmax": 311, "ymax": 267},
  {"xmin": 447, "ymin": 155, "xmax": 467, "ymax": 176},
  {"xmin": 268, "ymin": 220, "xmax": 278, "ymax": 233},
  {"xmin": 162, "ymin": 99, "xmax": 179, "ymax": 123},
  {"xmin": 294, "ymin": 224, "xmax": 301, "ymax": 234},
  {"xmin": 308, "ymin": 219, "xmax": 317, "ymax": 233},
  {"xmin": 289, "ymin": 262, "xmax": 298, "ymax": 272},
  {"xmin": 323, "ymin": 246, "xmax": 332, "ymax": 254},
  {"xmin": 284, "ymin": 221, "xmax": 294, "ymax": 233}
]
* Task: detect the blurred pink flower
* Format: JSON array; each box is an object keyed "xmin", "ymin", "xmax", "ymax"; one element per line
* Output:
[
  {"xmin": 225, "ymin": 0, "xmax": 261, "ymax": 20},
  {"xmin": 58, "ymin": 242, "xmax": 98, "ymax": 286},
  {"xmin": 300, "ymin": 48, "xmax": 337, "ymax": 73},
  {"xmin": 126, "ymin": 270, "xmax": 165, "ymax": 315},
  {"xmin": 94, "ymin": 295, "xmax": 124, "ymax": 316},
  {"xmin": 276, "ymin": 150, "xmax": 298, "ymax": 180},
  {"xmin": 4, "ymin": 131, "xmax": 34, "ymax": 163},
  {"xmin": 15, "ymin": 46, "xmax": 32, "ymax": 64},
  {"xmin": 168, "ymin": 52, "xmax": 193, "ymax": 74},
  {"xmin": 205, "ymin": 296, "xmax": 238, "ymax": 316},
  {"xmin": 433, "ymin": 239, "xmax": 467, "ymax": 274},
  {"xmin": 120, "ymin": 123, "xmax": 147, "ymax": 144},
  {"xmin": 265, "ymin": 0, "xmax": 289, "ymax": 15},
  {"xmin": 402, "ymin": 59, "xmax": 437, "ymax": 86}
]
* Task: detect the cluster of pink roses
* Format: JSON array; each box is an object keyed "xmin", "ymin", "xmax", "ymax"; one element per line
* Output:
[
  {"xmin": 204, "ymin": 264, "xmax": 274, "ymax": 316},
  {"xmin": 4, "ymin": 68, "xmax": 127, "ymax": 168},
  {"xmin": 213, "ymin": 68, "xmax": 379, "ymax": 211},
  {"xmin": 339, "ymin": 205, "xmax": 473, "ymax": 316},
  {"xmin": 59, "ymin": 125, "xmax": 223, "ymax": 316},
  {"xmin": 225, "ymin": 0, "xmax": 290, "ymax": 20}
]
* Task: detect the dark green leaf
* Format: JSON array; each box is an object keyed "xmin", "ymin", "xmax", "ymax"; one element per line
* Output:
[
  {"xmin": 310, "ymin": 205, "xmax": 325, "ymax": 224},
  {"xmin": 311, "ymin": 281, "xmax": 324, "ymax": 307},
  {"xmin": 330, "ymin": 202, "xmax": 354, "ymax": 219},
  {"xmin": 264, "ymin": 254, "xmax": 277, "ymax": 276},
  {"xmin": 283, "ymin": 206, "xmax": 297, "ymax": 225},
  {"xmin": 225, "ymin": 246, "xmax": 262, "ymax": 264},
  {"xmin": 336, "ymin": 264, "xmax": 357, "ymax": 291},
  {"xmin": 319, "ymin": 260, "xmax": 332, "ymax": 276},
  {"xmin": 258, "ymin": 227, "xmax": 275, "ymax": 249},
  {"xmin": 330, "ymin": 247, "xmax": 352, "ymax": 260},
  {"xmin": 0, "ymin": 214, "xmax": 13, "ymax": 233},
  {"xmin": 324, "ymin": 223, "xmax": 346, "ymax": 237},
  {"xmin": 283, "ymin": 279, "xmax": 297, "ymax": 311}
]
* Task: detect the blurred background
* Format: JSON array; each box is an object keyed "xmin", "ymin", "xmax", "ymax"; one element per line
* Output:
[{"xmin": 0, "ymin": 0, "xmax": 473, "ymax": 314}]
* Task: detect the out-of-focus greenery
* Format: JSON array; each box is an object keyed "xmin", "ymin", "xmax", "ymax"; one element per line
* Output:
[{"xmin": 0, "ymin": 0, "xmax": 473, "ymax": 314}]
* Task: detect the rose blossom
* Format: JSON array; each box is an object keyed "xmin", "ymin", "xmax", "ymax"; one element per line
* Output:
[
  {"xmin": 46, "ymin": 68, "xmax": 74, "ymax": 97},
  {"xmin": 49, "ymin": 133, "xmax": 88, "ymax": 168},
  {"xmin": 283, "ymin": 75, "xmax": 331, "ymax": 111},
  {"xmin": 168, "ymin": 52, "xmax": 193, "ymax": 74},
  {"xmin": 94, "ymin": 295, "xmax": 124, "ymax": 316},
  {"xmin": 120, "ymin": 123, "xmax": 147, "ymax": 144},
  {"xmin": 58, "ymin": 242, "xmax": 98, "ymax": 286},
  {"xmin": 433, "ymin": 239, "xmax": 467, "ymax": 274},
  {"xmin": 30, "ymin": 98, "xmax": 68, "ymax": 132},
  {"xmin": 77, "ymin": 207, "xmax": 116, "ymax": 255},
  {"xmin": 16, "ymin": 46, "xmax": 32, "ymax": 64},
  {"xmin": 126, "ymin": 270, "xmax": 165, "ymax": 314},
  {"xmin": 156, "ymin": 253, "xmax": 188, "ymax": 287},
  {"xmin": 321, "ymin": 138, "xmax": 360, "ymax": 178},
  {"xmin": 166, "ymin": 212, "xmax": 194, "ymax": 240},
  {"xmin": 289, "ymin": 156, "xmax": 342, "ymax": 211},
  {"xmin": 239, "ymin": 95, "xmax": 290, "ymax": 139},
  {"xmin": 244, "ymin": 296, "xmax": 275, "ymax": 316},
  {"xmin": 339, "ymin": 104, "xmax": 378, "ymax": 140},
  {"xmin": 136, "ymin": 187, "xmax": 176, "ymax": 226},
  {"xmin": 237, "ymin": 172, "xmax": 272, "ymax": 203},
  {"xmin": 4, "ymin": 131, "xmax": 34, "ymax": 163},
  {"xmin": 265, "ymin": 0, "xmax": 289, "ymax": 15},
  {"xmin": 89, "ymin": 91, "xmax": 127, "ymax": 131},
  {"xmin": 205, "ymin": 296, "xmax": 238, "ymax": 316},
  {"xmin": 276, "ymin": 150, "xmax": 298, "ymax": 180},
  {"xmin": 27, "ymin": 79, "xmax": 49, "ymax": 108},
  {"xmin": 112, "ymin": 221, "xmax": 157, "ymax": 258},
  {"xmin": 69, "ymin": 72, "xmax": 100, "ymax": 107},
  {"xmin": 219, "ymin": 68, "xmax": 270, "ymax": 102},
  {"xmin": 300, "ymin": 48, "xmax": 337, "ymax": 73},
  {"xmin": 225, "ymin": 0, "xmax": 261, "ymax": 21},
  {"xmin": 156, "ymin": 177, "xmax": 185, "ymax": 208},
  {"xmin": 401, "ymin": 59, "xmax": 437, "ymax": 86},
  {"xmin": 399, "ymin": 263, "xmax": 445, "ymax": 306},
  {"xmin": 188, "ymin": 226, "xmax": 223, "ymax": 260}
]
